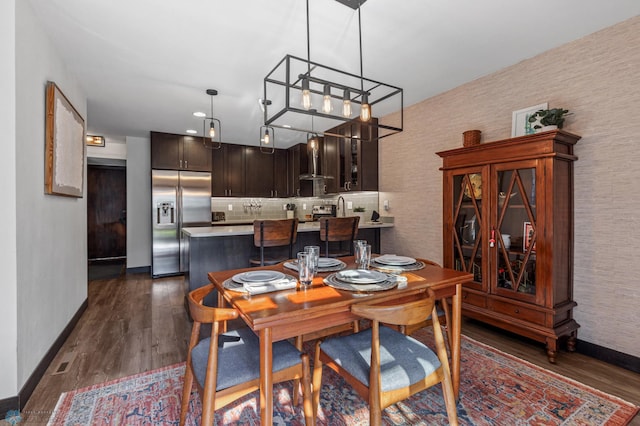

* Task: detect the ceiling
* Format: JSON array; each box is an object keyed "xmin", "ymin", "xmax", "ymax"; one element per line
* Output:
[{"xmin": 28, "ymin": 0, "xmax": 640, "ymax": 148}]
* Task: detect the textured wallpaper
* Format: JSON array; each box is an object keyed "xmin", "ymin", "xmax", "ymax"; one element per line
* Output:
[{"xmin": 379, "ymin": 16, "xmax": 640, "ymax": 358}]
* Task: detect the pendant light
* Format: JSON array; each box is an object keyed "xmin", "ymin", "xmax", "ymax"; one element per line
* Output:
[
  {"xmin": 357, "ymin": 7, "xmax": 371, "ymax": 122},
  {"xmin": 342, "ymin": 89, "xmax": 352, "ymax": 118},
  {"xmin": 260, "ymin": 125, "xmax": 275, "ymax": 154},
  {"xmin": 202, "ymin": 89, "xmax": 222, "ymax": 149},
  {"xmin": 322, "ymin": 84, "xmax": 333, "ymax": 113}
]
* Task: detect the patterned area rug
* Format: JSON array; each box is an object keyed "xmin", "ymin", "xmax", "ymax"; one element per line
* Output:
[{"xmin": 48, "ymin": 330, "xmax": 638, "ymax": 425}]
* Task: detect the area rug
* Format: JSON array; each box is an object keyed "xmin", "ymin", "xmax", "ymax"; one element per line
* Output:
[{"xmin": 48, "ymin": 330, "xmax": 639, "ymax": 425}]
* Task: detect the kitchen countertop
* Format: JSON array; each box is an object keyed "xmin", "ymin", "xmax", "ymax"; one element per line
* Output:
[{"xmin": 183, "ymin": 221, "xmax": 393, "ymax": 238}]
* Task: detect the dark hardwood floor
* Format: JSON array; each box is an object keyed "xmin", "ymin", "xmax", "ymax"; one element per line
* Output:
[{"xmin": 21, "ymin": 271, "xmax": 639, "ymax": 424}]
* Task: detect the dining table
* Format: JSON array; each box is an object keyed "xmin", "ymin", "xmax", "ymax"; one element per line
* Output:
[{"xmin": 208, "ymin": 256, "xmax": 473, "ymax": 425}]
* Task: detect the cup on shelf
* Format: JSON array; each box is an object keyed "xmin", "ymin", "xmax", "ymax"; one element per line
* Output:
[
  {"xmin": 303, "ymin": 245, "xmax": 320, "ymax": 273},
  {"xmin": 297, "ymin": 252, "xmax": 315, "ymax": 288},
  {"xmin": 358, "ymin": 244, "xmax": 372, "ymax": 270},
  {"xmin": 353, "ymin": 240, "xmax": 367, "ymax": 264},
  {"xmin": 502, "ymin": 234, "xmax": 511, "ymax": 249}
]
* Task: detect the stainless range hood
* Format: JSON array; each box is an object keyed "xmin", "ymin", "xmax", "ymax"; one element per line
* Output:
[{"xmin": 299, "ymin": 137, "xmax": 334, "ymax": 181}]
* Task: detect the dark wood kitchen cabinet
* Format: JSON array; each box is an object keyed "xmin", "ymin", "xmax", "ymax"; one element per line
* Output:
[
  {"xmin": 244, "ymin": 147, "xmax": 289, "ymax": 197},
  {"xmin": 437, "ymin": 130, "xmax": 581, "ymax": 363},
  {"xmin": 211, "ymin": 143, "xmax": 245, "ymax": 196},
  {"xmin": 287, "ymin": 143, "xmax": 313, "ymax": 197},
  {"xmin": 150, "ymin": 131, "xmax": 212, "ymax": 171},
  {"xmin": 324, "ymin": 119, "xmax": 378, "ymax": 193}
]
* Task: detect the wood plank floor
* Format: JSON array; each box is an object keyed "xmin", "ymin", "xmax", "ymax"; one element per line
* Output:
[{"xmin": 21, "ymin": 271, "xmax": 640, "ymax": 424}]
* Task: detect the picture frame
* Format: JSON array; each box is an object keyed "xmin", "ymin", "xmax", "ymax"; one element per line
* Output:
[
  {"xmin": 523, "ymin": 221, "xmax": 536, "ymax": 252},
  {"xmin": 511, "ymin": 103, "xmax": 548, "ymax": 137},
  {"xmin": 45, "ymin": 81, "xmax": 86, "ymax": 198}
]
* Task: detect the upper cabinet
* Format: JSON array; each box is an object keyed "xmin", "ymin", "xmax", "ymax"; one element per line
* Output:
[
  {"xmin": 287, "ymin": 144, "xmax": 313, "ymax": 197},
  {"xmin": 324, "ymin": 119, "xmax": 379, "ymax": 193},
  {"xmin": 151, "ymin": 132, "xmax": 212, "ymax": 172},
  {"xmin": 211, "ymin": 143, "xmax": 245, "ymax": 197},
  {"xmin": 245, "ymin": 147, "xmax": 289, "ymax": 197},
  {"xmin": 438, "ymin": 130, "xmax": 581, "ymax": 363}
]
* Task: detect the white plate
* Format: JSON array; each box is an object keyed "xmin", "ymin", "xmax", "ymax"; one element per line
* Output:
[
  {"xmin": 374, "ymin": 255, "xmax": 416, "ymax": 266},
  {"xmin": 336, "ymin": 269, "xmax": 388, "ymax": 284},
  {"xmin": 232, "ymin": 270, "xmax": 285, "ymax": 284},
  {"xmin": 318, "ymin": 257, "xmax": 341, "ymax": 267}
]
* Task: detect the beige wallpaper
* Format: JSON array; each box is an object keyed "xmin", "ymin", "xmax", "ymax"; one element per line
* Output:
[{"xmin": 379, "ymin": 16, "xmax": 640, "ymax": 358}]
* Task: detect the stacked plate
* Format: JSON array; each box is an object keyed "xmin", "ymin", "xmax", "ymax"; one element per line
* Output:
[
  {"xmin": 370, "ymin": 255, "xmax": 425, "ymax": 272},
  {"xmin": 284, "ymin": 257, "xmax": 346, "ymax": 273},
  {"xmin": 224, "ymin": 270, "xmax": 297, "ymax": 294},
  {"xmin": 324, "ymin": 269, "xmax": 398, "ymax": 292}
]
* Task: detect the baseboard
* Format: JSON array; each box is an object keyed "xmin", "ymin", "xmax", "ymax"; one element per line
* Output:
[
  {"xmin": 576, "ymin": 339, "xmax": 640, "ymax": 374},
  {"xmin": 17, "ymin": 298, "xmax": 88, "ymax": 410},
  {"xmin": 126, "ymin": 265, "xmax": 150, "ymax": 275}
]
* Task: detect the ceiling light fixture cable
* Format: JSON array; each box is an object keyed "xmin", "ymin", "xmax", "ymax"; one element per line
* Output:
[
  {"xmin": 358, "ymin": 4, "xmax": 370, "ymax": 122},
  {"xmin": 202, "ymin": 89, "xmax": 222, "ymax": 149}
]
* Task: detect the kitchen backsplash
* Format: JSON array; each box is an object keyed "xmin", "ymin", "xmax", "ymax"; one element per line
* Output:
[{"xmin": 211, "ymin": 192, "xmax": 380, "ymax": 222}]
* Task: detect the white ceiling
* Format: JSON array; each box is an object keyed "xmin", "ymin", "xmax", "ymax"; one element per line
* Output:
[{"xmin": 28, "ymin": 0, "xmax": 640, "ymax": 147}]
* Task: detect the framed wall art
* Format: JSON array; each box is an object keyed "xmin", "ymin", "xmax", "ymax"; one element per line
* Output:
[
  {"xmin": 45, "ymin": 81, "xmax": 85, "ymax": 197},
  {"xmin": 511, "ymin": 103, "xmax": 547, "ymax": 137}
]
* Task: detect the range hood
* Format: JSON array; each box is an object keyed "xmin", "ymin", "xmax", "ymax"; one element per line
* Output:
[{"xmin": 299, "ymin": 137, "xmax": 334, "ymax": 181}]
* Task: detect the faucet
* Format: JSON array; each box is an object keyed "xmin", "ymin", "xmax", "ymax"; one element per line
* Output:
[{"xmin": 337, "ymin": 196, "xmax": 345, "ymax": 217}]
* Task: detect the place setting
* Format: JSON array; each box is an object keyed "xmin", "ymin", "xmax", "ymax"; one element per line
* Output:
[
  {"xmin": 369, "ymin": 254, "xmax": 427, "ymax": 273},
  {"xmin": 283, "ymin": 246, "xmax": 347, "ymax": 273},
  {"xmin": 223, "ymin": 270, "xmax": 297, "ymax": 295},
  {"xmin": 323, "ymin": 240, "xmax": 403, "ymax": 293}
]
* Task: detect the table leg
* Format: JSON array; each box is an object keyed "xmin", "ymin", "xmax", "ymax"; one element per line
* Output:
[
  {"xmin": 259, "ymin": 328, "xmax": 273, "ymax": 425},
  {"xmin": 451, "ymin": 282, "xmax": 462, "ymax": 400}
]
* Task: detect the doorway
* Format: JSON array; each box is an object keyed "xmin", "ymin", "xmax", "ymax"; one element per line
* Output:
[{"xmin": 87, "ymin": 161, "xmax": 126, "ymax": 279}]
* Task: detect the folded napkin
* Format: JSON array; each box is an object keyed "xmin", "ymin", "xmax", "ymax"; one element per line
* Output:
[{"xmin": 244, "ymin": 277, "xmax": 298, "ymax": 295}]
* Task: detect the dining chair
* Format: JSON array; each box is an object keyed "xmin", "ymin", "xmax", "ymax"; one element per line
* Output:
[
  {"xmin": 249, "ymin": 218, "xmax": 298, "ymax": 266},
  {"xmin": 318, "ymin": 216, "xmax": 359, "ymax": 258},
  {"xmin": 312, "ymin": 289, "xmax": 458, "ymax": 426},
  {"xmin": 179, "ymin": 283, "xmax": 315, "ymax": 426}
]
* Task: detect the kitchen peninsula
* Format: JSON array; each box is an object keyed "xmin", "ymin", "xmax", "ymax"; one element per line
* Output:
[{"xmin": 182, "ymin": 221, "xmax": 393, "ymax": 294}]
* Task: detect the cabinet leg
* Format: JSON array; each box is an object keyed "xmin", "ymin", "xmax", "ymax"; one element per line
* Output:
[
  {"xmin": 545, "ymin": 338, "xmax": 558, "ymax": 364},
  {"xmin": 567, "ymin": 332, "xmax": 577, "ymax": 352}
]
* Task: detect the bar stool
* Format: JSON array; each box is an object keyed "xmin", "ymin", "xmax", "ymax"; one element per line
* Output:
[
  {"xmin": 318, "ymin": 216, "xmax": 360, "ymax": 258},
  {"xmin": 249, "ymin": 218, "xmax": 299, "ymax": 267}
]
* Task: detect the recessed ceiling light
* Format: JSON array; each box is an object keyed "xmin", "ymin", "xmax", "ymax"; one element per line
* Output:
[
  {"xmin": 193, "ymin": 112, "xmax": 206, "ymax": 118},
  {"xmin": 186, "ymin": 129, "xmax": 198, "ymax": 134},
  {"xmin": 283, "ymin": 124, "xmax": 292, "ymax": 128}
]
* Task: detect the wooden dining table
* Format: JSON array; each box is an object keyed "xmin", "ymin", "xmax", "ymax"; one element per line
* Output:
[{"xmin": 208, "ymin": 256, "xmax": 473, "ymax": 425}]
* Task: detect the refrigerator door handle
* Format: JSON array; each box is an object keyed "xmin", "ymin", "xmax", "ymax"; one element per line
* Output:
[{"xmin": 176, "ymin": 186, "xmax": 182, "ymax": 227}]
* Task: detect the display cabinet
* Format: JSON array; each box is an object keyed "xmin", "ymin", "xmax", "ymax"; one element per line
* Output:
[{"xmin": 437, "ymin": 130, "xmax": 581, "ymax": 363}]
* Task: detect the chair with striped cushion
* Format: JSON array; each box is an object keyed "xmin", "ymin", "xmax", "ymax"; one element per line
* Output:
[
  {"xmin": 179, "ymin": 283, "xmax": 314, "ymax": 425},
  {"xmin": 312, "ymin": 288, "xmax": 458, "ymax": 426}
]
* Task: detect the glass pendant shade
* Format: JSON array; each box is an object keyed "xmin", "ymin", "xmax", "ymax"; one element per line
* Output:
[
  {"xmin": 342, "ymin": 89, "xmax": 352, "ymax": 118},
  {"xmin": 322, "ymin": 84, "xmax": 332, "ymax": 113},
  {"xmin": 360, "ymin": 93, "xmax": 371, "ymax": 122}
]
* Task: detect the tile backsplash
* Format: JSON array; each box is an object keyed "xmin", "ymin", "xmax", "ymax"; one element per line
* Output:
[{"xmin": 211, "ymin": 192, "xmax": 380, "ymax": 222}]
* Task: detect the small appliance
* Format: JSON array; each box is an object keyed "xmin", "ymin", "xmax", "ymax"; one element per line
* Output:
[{"xmin": 312, "ymin": 204, "xmax": 337, "ymax": 221}]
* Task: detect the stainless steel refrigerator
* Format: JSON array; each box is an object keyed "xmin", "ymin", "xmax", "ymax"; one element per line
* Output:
[{"xmin": 152, "ymin": 170, "xmax": 211, "ymax": 277}]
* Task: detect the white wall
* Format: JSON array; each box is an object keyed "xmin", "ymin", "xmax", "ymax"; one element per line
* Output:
[
  {"xmin": 380, "ymin": 16, "xmax": 640, "ymax": 358},
  {"xmin": 0, "ymin": 0, "xmax": 18, "ymax": 399},
  {"xmin": 126, "ymin": 136, "xmax": 151, "ymax": 268},
  {"xmin": 87, "ymin": 135, "xmax": 127, "ymax": 160},
  {"xmin": 15, "ymin": 0, "xmax": 87, "ymax": 387}
]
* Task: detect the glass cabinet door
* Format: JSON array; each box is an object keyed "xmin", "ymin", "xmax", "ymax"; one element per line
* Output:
[
  {"xmin": 451, "ymin": 171, "xmax": 485, "ymax": 290},
  {"xmin": 492, "ymin": 163, "xmax": 538, "ymax": 301}
]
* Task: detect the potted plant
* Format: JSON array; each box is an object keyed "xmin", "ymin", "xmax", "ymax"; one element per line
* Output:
[
  {"xmin": 353, "ymin": 206, "xmax": 367, "ymax": 221},
  {"xmin": 528, "ymin": 108, "xmax": 572, "ymax": 132}
]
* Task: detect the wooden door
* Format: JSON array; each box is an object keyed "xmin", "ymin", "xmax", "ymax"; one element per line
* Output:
[
  {"xmin": 87, "ymin": 165, "xmax": 127, "ymax": 260},
  {"xmin": 182, "ymin": 135, "xmax": 212, "ymax": 171}
]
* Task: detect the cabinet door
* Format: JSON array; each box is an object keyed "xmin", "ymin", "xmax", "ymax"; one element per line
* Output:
[
  {"xmin": 225, "ymin": 144, "xmax": 245, "ymax": 196},
  {"xmin": 151, "ymin": 132, "xmax": 181, "ymax": 170},
  {"xmin": 273, "ymin": 149, "xmax": 288, "ymax": 197},
  {"xmin": 446, "ymin": 168, "xmax": 488, "ymax": 292},
  {"xmin": 182, "ymin": 136, "xmax": 212, "ymax": 172},
  {"xmin": 244, "ymin": 146, "xmax": 274, "ymax": 197},
  {"xmin": 323, "ymin": 136, "xmax": 339, "ymax": 194},
  {"xmin": 491, "ymin": 161, "xmax": 540, "ymax": 304},
  {"xmin": 211, "ymin": 143, "xmax": 227, "ymax": 196},
  {"xmin": 288, "ymin": 144, "xmax": 313, "ymax": 197}
]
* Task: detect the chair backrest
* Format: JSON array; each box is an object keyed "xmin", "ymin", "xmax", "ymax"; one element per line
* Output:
[
  {"xmin": 318, "ymin": 216, "xmax": 359, "ymax": 242},
  {"xmin": 253, "ymin": 218, "xmax": 298, "ymax": 248},
  {"xmin": 351, "ymin": 289, "xmax": 437, "ymax": 327}
]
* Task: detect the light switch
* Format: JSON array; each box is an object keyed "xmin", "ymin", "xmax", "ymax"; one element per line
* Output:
[
  {"xmin": 384, "ymin": 200, "xmax": 390, "ymax": 210},
  {"xmin": 303, "ymin": 203, "xmax": 307, "ymax": 210},
  {"xmin": 228, "ymin": 204, "xmax": 233, "ymax": 211},
  {"xmin": 347, "ymin": 201, "xmax": 353, "ymax": 209}
]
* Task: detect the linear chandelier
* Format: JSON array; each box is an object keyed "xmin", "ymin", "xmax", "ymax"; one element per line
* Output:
[{"xmin": 262, "ymin": 0, "xmax": 403, "ymax": 143}]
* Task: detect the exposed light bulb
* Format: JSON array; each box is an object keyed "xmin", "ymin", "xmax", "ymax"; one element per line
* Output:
[
  {"xmin": 263, "ymin": 130, "xmax": 270, "ymax": 145},
  {"xmin": 342, "ymin": 89, "xmax": 352, "ymax": 118},
  {"xmin": 360, "ymin": 93, "xmax": 371, "ymax": 122},
  {"xmin": 301, "ymin": 78, "xmax": 312, "ymax": 110},
  {"xmin": 322, "ymin": 84, "xmax": 332, "ymax": 114},
  {"xmin": 209, "ymin": 121, "xmax": 216, "ymax": 140}
]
